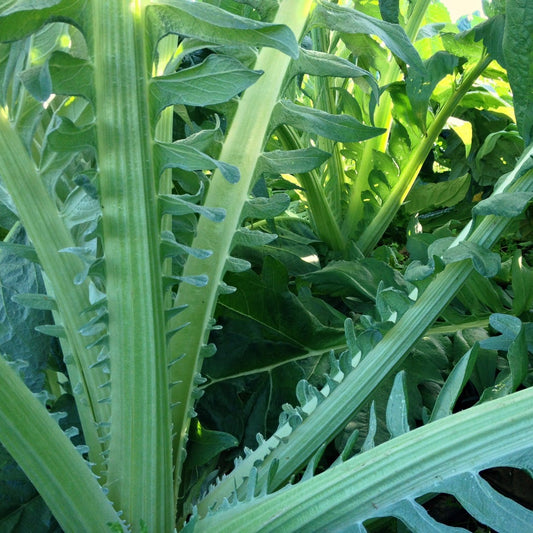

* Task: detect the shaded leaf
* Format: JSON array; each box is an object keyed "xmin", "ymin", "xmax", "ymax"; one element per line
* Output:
[
  {"xmin": 311, "ymin": 1, "xmax": 424, "ymax": 73},
  {"xmin": 256, "ymin": 148, "xmax": 331, "ymax": 176},
  {"xmin": 503, "ymin": 1, "xmax": 533, "ymax": 143},
  {"xmin": 147, "ymin": 1, "xmax": 299, "ymax": 58},
  {"xmin": 271, "ymin": 100, "xmax": 385, "ymax": 143}
]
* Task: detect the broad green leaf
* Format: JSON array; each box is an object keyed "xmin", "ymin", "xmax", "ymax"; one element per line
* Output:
[
  {"xmin": 288, "ymin": 48, "xmax": 380, "ymax": 103},
  {"xmin": 0, "ymin": 226, "xmax": 52, "ymax": 393},
  {"xmin": 472, "ymin": 190, "xmax": 533, "ymax": 221},
  {"xmin": 47, "ymin": 118, "xmax": 96, "ymax": 152},
  {"xmin": 404, "ymin": 174, "xmax": 470, "ymax": 215},
  {"xmin": 311, "ymin": 1, "xmax": 424, "ymax": 73},
  {"xmin": 48, "ymin": 51, "xmax": 94, "ymax": 102},
  {"xmin": 187, "ymin": 420, "xmax": 239, "ymax": 466},
  {"xmin": 155, "ymin": 141, "xmax": 240, "ymax": 184},
  {"xmin": 379, "ymin": 0, "xmax": 399, "ymax": 24},
  {"xmin": 0, "ymin": 0, "xmax": 86, "ymax": 42},
  {"xmin": 146, "ymin": 2, "xmax": 299, "ymax": 58},
  {"xmin": 241, "ymin": 193, "xmax": 290, "ymax": 220},
  {"xmin": 271, "ymin": 100, "xmax": 385, "ymax": 143},
  {"xmin": 256, "ymin": 148, "xmax": 331, "ymax": 176},
  {"xmin": 442, "ymin": 241, "xmax": 501, "ymax": 277},
  {"xmin": 150, "ymin": 55, "xmax": 262, "ymax": 116},
  {"xmin": 430, "ymin": 344, "xmax": 479, "ymax": 422},
  {"xmin": 300, "ymin": 259, "xmax": 413, "ymax": 301},
  {"xmin": 504, "ymin": 0, "xmax": 533, "ymax": 144}
]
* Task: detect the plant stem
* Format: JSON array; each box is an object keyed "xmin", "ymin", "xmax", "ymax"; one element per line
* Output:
[
  {"xmin": 0, "ymin": 110, "xmax": 108, "ymax": 474},
  {"xmin": 92, "ymin": 1, "xmax": 173, "ymax": 529},
  {"xmin": 168, "ymin": 0, "xmax": 313, "ymax": 499},
  {"xmin": 196, "ymin": 386, "xmax": 533, "ymax": 532},
  {"xmin": 0, "ymin": 357, "xmax": 123, "ymax": 532}
]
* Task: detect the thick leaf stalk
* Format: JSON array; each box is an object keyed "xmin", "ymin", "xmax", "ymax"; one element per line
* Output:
[
  {"xmin": 0, "ymin": 357, "xmax": 123, "ymax": 532},
  {"xmin": 92, "ymin": 1, "xmax": 173, "ymax": 529},
  {"xmin": 168, "ymin": 0, "xmax": 314, "ymax": 495},
  {"xmin": 195, "ymin": 386, "xmax": 533, "ymax": 532},
  {"xmin": 0, "ymin": 109, "xmax": 108, "ymax": 473},
  {"xmin": 197, "ymin": 143, "xmax": 533, "ymax": 512}
]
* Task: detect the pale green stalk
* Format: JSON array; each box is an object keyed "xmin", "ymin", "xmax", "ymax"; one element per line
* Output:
[
  {"xmin": 168, "ymin": 0, "xmax": 314, "ymax": 495},
  {"xmin": 92, "ymin": 1, "xmax": 173, "ymax": 529},
  {"xmin": 0, "ymin": 357, "xmax": 123, "ymax": 532},
  {"xmin": 342, "ymin": 0, "xmax": 431, "ymax": 238},
  {"xmin": 0, "ymin": 109, "xmax": 108, "ymax": 474},
  {"xmin": 196, "ymin": 386, "xmax": 533, "ymax": 532},
  {"xmin": 196, "ymin": 146, "xmax": 533, "ymax": 512}
]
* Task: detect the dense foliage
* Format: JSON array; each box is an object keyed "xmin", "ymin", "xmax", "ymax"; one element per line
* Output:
[{"xmin": 0, "ymin": 0, "xmax": 532, "ymax": 531}]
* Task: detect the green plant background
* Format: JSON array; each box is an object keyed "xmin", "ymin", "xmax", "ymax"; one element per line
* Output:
[{"xmin": 0, "ymin": 0, "xmax": 532, "ymax": 532}]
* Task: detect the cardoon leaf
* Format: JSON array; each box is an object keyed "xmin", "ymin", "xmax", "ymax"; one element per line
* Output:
[
  {"xmin": 257, "ymin": 148, "xmax": 331, "ymax": 176},
  {"xmin": 0, "ymin": 0, "xmax": 86, "ymax": 41},
  {"xmin": 430, "ymin": 345, "xmax": 479, "ymax": 422},
  {"xmin": 271, "ymin": 100, "xmax": 385, "ymax": 142},
  {"xmin": 385, "ymin": 371, "xmax": 409, "ymax": 438},
  {"xmin": 241, "ymin": 194, "xmax": 290, "ymax": 220},
  {"xmin": 159, "ymin": 194, "xmax": 226, "ymax": 222},
  {"xmin": 47, "ymin": 118, "xmax": 96, "ymax": 152},
  {"xmin": 311, "ymin": 1, "xmax": 424, "ymax": 73},
  {"xmin": 150, "ymin": 55, "xmax": 262, "ymax": 116},
  {"xmin": 146, "ymin": 1, "xmax": 299, "ymax": 59},
  {"xmin": 154, "ymin": 141, "xmax": 240, "ymax": 184},
  {"xmin": 289, "ymin": 48, "xmax": 379, "ymax": 102},
  {"xmin": 504, "ymin": 1, "xmax": 533, "ymax": 144},
  {"xmin": 472, "ymin": 191, "xmax": 533, "ymax": 221},
  {"xmin": 48, "ymin": 51, "xmax": 94, "ymax": 102},
  {"xmin": 442, "ymin": 241, "xmax": 501, "ymax": 278}
]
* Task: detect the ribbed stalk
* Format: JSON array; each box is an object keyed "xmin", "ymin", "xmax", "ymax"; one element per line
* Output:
[
  {"xmin": 92, "ymin": 1, "xmax": 173, "ymax": 530},
  {"xmin": 196, "ymin": 386, "xmax": 533, "ymax": 532},
  {"xmin": 0, "ymin": 109, "xmax": 108, "ymax": 474},
  {"xmin": 196, "ymin": 146, "xmax": 533, "ymax": 511},
  {"xmin": 0, "ymin": 357, "xmax": 123, "ymax": 533},
  {"xmin": 168, "ymin": 0, "xmax": 314, "ymax": 497}
]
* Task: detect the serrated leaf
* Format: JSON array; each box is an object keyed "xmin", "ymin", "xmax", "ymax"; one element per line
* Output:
[
  {"xmin": 146, "ymin": 1, "xmax": 299, "ymax": 59},
  {"xmin": 256, "ymin": 148, "xmax": 331, "ymax": 176},
  {"xmin": 271, "ymin": 100, "xmax": 385, "ymax": 143},
  {"xmin": 18, "ymin": 63, "xmax": 52, "ymax": 102},
  {"xmin": 150, "ymin": 54, "xmax": 262, "ymax": 116},
  {"xmin": 442, "ymin": 241, "xmax": 501, "ymax": 278},
  {"xmin": 154, "ymin": 141, "xmax": 240, "ymax": 184}
]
